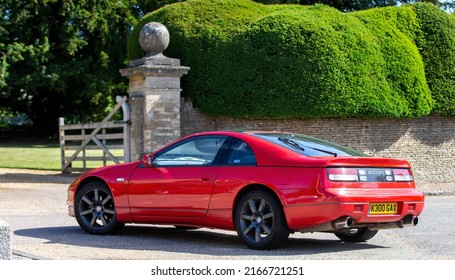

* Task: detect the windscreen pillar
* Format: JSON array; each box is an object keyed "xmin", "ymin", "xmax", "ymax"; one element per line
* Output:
[{"xmin": 120, "ymin": 22, "xmax": 190, "ymax": 160}]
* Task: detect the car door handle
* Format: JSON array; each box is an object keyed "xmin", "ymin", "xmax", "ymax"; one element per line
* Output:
[{"xmin": 201, "ymin": 177, "xmax": 211, "ymax": 182}]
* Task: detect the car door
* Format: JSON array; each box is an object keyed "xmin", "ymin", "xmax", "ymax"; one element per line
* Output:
[
  {"xmin": 128, "ymin": 135, "xmax": 229, "ymax": 218},
  {"xmin": 209, "ymin": 138, "xmax": 259, "ymax": 210}
]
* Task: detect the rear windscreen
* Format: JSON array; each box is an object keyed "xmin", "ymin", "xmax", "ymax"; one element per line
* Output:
[{"xmin": 253, "ymin": 133, "xmax": 365, "ymax": 157}]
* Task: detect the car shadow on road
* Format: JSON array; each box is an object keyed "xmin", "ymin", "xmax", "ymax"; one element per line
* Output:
[{"xmin": 14, "ymin": 224, "xmax": 386, "ymax": 258}]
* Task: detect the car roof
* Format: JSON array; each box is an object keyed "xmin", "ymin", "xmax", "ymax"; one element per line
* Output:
[
  {"xmin": 180, "ymin": 130, "xmax": 311, "ymax": 165},
  {"xmin": 155, "ymin": 131, "xmax": 409, "ymax": 168}
]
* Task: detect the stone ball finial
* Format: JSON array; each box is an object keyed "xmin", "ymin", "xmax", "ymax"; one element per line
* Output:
[{"xmin": 139, "ymin": 22, "xmax": 170, "ymax": 56}]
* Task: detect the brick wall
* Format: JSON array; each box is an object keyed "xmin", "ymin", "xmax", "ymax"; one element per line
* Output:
[{"xmin": 181, "ymin": 99, "xmax": 455, "ymax": 189}]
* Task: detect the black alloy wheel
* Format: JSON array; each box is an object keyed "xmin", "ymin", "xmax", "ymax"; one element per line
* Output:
[
  {"xmin": 334, "ymin": 228, "xmax": 378, "ymax": 242},
  {"xmin": 74, "ymin": 182, "xmax": 124, "ymax": 235},
  {"xmin": 235, "ymin": 190, "xmax": 290, "ymax": 250}
]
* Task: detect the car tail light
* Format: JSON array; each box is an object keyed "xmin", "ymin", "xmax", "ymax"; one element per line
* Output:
[
  {"xmin": 327, "ymin": 167, "xmax": 414, "ymax": 182},
  {"xmin": 327, "ymin": 168, "xmax": 359, "ymax": 181},
  {"xmin": 393, "ymin": 169, "xmax": 414, "ymax": 182}
]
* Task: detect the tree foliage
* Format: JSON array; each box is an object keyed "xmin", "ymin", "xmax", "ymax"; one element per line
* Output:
[
  {"xmin": 0, "ymin": 0, "xmax": 182, "ymax": 135},
  {"xmin": 299, "ymin": 1, "xmax": 400, "ymax": 11},
  {"xmin": 0, "ymin": 0, "xmax": 131, "ymax": 134},
  {"xmin": 253, "ymin": 0, "xmax": 455, "ymax": 12}
]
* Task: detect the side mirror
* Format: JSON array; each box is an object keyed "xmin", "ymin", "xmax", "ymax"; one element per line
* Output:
[{"xmin": 143, "ymin": 154, "xmax": 155, "ymax": 167}]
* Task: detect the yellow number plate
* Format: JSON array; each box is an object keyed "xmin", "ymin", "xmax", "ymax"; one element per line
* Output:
[{"xmin": 369, "ymin": 203, "xmax": 398, "ymax": 215}]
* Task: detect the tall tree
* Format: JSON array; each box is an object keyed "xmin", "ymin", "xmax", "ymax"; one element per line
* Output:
[
  {"xmin": 254, "ymin": 0, "xmax": 455, "ymax": 11},
  {"xmin": 0, "ymin": 0, "xmax": 182, "ymax": 136},
  {"xmin": 1, "ymin": 0, "xmax": 136, "ymax": 135},
  {"xmin": 299, "ymin": 1, "xmax": 399, "ymax": 11}
]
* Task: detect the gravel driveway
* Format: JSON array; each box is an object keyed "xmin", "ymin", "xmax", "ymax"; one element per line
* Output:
[
  {"xmin": 0, "ymin": 168, "xmax": 76, "ymax": 259},
  {"xmin": 1, "ymin": 167, "xmax": 454, "ymax": 260}
]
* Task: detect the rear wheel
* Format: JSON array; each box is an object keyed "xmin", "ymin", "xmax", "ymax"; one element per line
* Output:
[
  {"xmin": 235, "ymin": 190, "xmax": 289, "ymax": 250},
  {"xmin": 75, "ymin": 182, "xmax": 124, "ymax": 235},
  {"xmin": 334, "ymin": 228, "xmax": 378, "ymax": 242}
]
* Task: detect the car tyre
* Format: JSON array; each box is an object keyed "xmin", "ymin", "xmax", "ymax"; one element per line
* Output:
[
  {"xmin": 334, "ymin": 228, "xmax": 378, "ymax": 242},
  {"xmin": 75, "ymin": 182, "xmax": 125, "ymax": 235},
  {"xmin": 235, "ymin": 190, "xmax": 290, "ymax": 250}
]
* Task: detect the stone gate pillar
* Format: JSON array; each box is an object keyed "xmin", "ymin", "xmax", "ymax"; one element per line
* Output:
[{"xmin": 120, "ymin": 22, "xmax": 190, "ymax": 160}]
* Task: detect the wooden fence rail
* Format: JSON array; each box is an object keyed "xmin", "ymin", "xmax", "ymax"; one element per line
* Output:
[{"xmin": 59, "ymin": 96, "xmax": 129, "ymax": 174}]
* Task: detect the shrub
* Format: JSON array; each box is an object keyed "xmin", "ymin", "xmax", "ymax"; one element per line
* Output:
[
  {"xmin": 128, "ymin": 0, "xmax": 446, "ymax": 119},
  {"xmin": 354, "ymin": 5, "xmax": 433, "ymax": 117},
  {"xmin": 411, "ymin": 3, "xmax": 455, "ymax": 116}
]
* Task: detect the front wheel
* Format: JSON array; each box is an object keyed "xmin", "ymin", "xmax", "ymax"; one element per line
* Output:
[
  {"xmin": 334, "ymin": 228, "xmax": 378, "ymax": 242},
  {"xmin": 74, "ymin": 182, "xmax": 125, "ymax": 235},
  {"xmin": 235, "ymin": 190, "xmax": 290, "ymax": 250}
]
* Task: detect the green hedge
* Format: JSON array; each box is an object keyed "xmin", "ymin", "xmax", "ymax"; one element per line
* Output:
[
  {"xmin": 128, "ymin": 0, "xmax": 455, "ymax": 119},
  {"xmin": 411, "ymin": 3, "xmax": 455, "ymax": 116},
  {"xmin": 353, "ymin": 5, "xmax": 432, "ymax": 117}
]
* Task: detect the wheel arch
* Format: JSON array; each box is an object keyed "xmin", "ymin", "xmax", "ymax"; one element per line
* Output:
[
  {"xmin": 75, "ymin": 176, "xmax": 109, "ymax": 197},
  {"xmin": 232, "ymin": 184, "xmax": 287, "ymax": 226},
  {"xmin": 73, "ymin": 177, "xmax": 125, "ymax": 235}
]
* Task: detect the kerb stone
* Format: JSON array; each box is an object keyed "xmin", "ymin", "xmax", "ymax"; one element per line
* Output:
[{"xmin": 0, "ymin": 219, "xmax": 12, "ymax": 260}]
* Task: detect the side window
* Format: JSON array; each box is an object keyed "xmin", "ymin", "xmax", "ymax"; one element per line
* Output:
[
  {"xmin": 227, "ymin": 140, "xmax": 256, "ymax": 166},
  {"xmin": 153, "ymin": 136, "xmax": 228, "ymax": 166}
]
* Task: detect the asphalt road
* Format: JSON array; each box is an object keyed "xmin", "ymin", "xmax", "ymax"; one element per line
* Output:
[{"xmin": 1, "ymin": 168, "xmax": 454, "ymax": 260}]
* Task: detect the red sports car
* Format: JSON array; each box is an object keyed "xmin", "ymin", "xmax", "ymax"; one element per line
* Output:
[{"xmin": 67, "ymin": 131, "xmax": 424, "ymax": 250}]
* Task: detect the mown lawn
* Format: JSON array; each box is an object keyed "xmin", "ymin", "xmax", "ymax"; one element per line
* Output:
[
  {"xmin": 0, "ymin": 144, "xmax": 61, "ymax": 170},
  {"xmin": 0, "ymin": 129, "xmax": 124, "ymax": 171},
  {"xmin": 0, "ymin": 143, "xmax": 124, "ymax": 171}
]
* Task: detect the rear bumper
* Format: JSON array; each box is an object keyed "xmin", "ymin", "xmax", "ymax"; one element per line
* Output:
[{"xmin": 283, "ymin": 188, "xmax": 424, "ymax": 231}]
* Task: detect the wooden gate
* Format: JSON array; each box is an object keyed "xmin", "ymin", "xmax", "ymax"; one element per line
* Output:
[{"xmin": 59, "ymin": 96, "xmax": 130, "ymax": 173}]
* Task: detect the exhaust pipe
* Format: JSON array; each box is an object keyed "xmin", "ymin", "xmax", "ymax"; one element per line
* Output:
[
  {"xmin": 298, "ymin": 216, "xmax": 353, "ymax": 233},
  {"xmin": 401, "ymin": 215, "xmax": 418, "ymax": 227},
  {"xmin": 332, "ymin": 216, "xmax": 353, "ymax": 229},
  {"xmin": 300, "ymin": 215, "xmax": 418, "ymax": 233}
]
